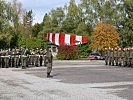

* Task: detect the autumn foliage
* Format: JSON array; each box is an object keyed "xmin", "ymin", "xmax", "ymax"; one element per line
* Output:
[
  {"xmin": 90, "ymin": 22, "xmax": 120, "ymax": 51},
  {"xmin": 57, "ymin": 45, "xmax": 78, "ymax": 60}
]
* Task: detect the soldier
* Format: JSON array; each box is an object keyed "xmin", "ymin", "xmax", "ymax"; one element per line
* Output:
[
  {"xmin": 108, "ymin": 48, "xmax": 111, "ymax": 65},
  {"xmin": 0, "ymin": 50, "xmax": 2, "ymax": 68},
  {"xmin": 39, "ymin": 49, "xmax": 43, "ymax": 66},
  {"xmin": 43, "ymin": 49, "xmax": 47, "ymax": 66},
  {"xmin": 14, "ymin": 49, "xmax": 20, "ymax": 68},
  {"xmin": 5, "ymin": 50, "xmax": 10, "ymax": 68},
  {"xmin": 35, "ymin": 48, "xmax": 39, "ymax": 67},
  {"xmin": 123, "ymin": 48, "xmax": 127, "ymax": 67},
  {"xmin": 111, "ymin": 48, "xmax": 115, "ymax": 66},
  {"xmin": 131, "ymin": 48, "xmax": 133, "ymax": 67},
  {"xmin": 21, "ymin": 48, "xmax": 28, "ymax": 69},
  {"xmin": 127, "ymin": 48, "xmax": 131, "ymax": 67},
  {"xmin": 46, "ymin": 48, "xmax": 53, "ymax": 78},
  {"xmin": 104, "ymin": 48, "xmax": 108, "ymax": 65},
  {"xmin": 118, "ymin": 48, "xmax": 122, "ymax": 66},
  {"xmin": 1, "ymin": 50, "xmax": 5, "ymax": 68},
  {"xmin": 30, "ymin": 49, "xmax": 36, "ymax": 66},
  {"xmin": 114, "ymin": 48, "xmax": 118, "ymax": 66}
]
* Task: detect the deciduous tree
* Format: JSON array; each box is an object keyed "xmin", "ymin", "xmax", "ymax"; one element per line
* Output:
[{"xmin": 90, "ymin": 22, "xmax": 120, "ymax": 51}]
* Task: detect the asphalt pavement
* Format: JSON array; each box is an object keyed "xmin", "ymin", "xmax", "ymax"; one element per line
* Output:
[{"xmin": 0, "ymin": 60, "xmax": 133, "ymax": 100}]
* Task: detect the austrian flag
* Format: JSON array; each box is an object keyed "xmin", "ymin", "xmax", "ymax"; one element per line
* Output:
[{"xmin": 46, "ymin": 33, "xmax": 88, "ymax": 46}]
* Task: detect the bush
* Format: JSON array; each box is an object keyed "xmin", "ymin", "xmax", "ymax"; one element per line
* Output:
[{"xmin": 57, "ymin": 45, "xmax": 78, "ymax": 60}]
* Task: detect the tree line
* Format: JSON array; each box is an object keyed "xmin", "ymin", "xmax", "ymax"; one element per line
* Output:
[{"xmin": 0, "ymin": 0, "xmax": 132, "ymax": 56}]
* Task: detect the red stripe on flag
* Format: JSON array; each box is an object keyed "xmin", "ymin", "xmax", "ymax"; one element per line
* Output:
[
  {"xmin": 59, "ymin": 33, "xmax": 65, "ymax": 45},
  {"xmin": 82, "ymin": 36, "xmax": 88, "ymax": 44},
  {"xmin": 52, "ymin": 33, "xmax": 55, "ymax": 44},
  {"xmin": 70, "ymin": 34, "xmax": 76, "ymax": 46},
  {"xmin": 46, "ymin": 33, "xmax": 49, "ymax": 40}
]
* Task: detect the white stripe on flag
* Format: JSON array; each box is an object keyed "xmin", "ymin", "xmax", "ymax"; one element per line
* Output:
[
  {"xmin": 65, "ymin": 34, "xmax": 70, "ymax": 45},
  {"xmin": 49, "ymin": 33, "xmax": 53, "ymax": 43},
  {"xmin": 55, "ymin": 33, "xmax": 59, "ymax": 45},
  {"xmin": 76, "ymin": 36, "xmax": 82, "ymax": 45}
]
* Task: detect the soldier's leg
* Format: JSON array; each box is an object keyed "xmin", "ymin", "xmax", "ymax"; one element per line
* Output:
[
  {"xmin": 112, "ymin": 57, "xmax": 114, "ymax": 66},
  {"xmin": 26, "ymin": 57, "xmax": 29, "ymax": 67},
  {"xmin": 2, "ymin": 58, "xmax": 5, "ymax": 68},
  {"xmin": 118, "ymin": 58, "xmax": 122, "ymax": 66},
  {"xmin": 35, "ymin": 56, "xmax": 39, "ymax": 67},
  {"xmin": 109, "ymin": 57, "xmax": 111, "ymax": 65},
  {"xmin": 47, "ymin": 62, "xmax": 53, "ymax": 78},
  {"xmin": 105, "ymin": 56, "xmax": 108, "ymax": 65},
  {"xmin": 39, "ymin": 56, "xmax": 43, "ymax": 66},
  {"xmin": 123, "ymin": 57, "xmax": 127, "ymax": 67},
  {"xmin": 0, "ymin": 57, "xmax": 1, "ymax": 68},
  {"xmin": 6, "ymin": 58, "xmax": 9, "ymax": 68},
  {"xmin": 21, "ymin": 58, "xmax": 26, "ymax": 69},
  {"xmin": 44, "ymin": 56, "xmax": 47, "ymax": 66}
]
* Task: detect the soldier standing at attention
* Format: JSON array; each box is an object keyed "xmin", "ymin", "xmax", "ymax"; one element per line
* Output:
[
  {"xmin": 111, "ymin": 48, "xmax": 115, "ymax": 66},
  {"xmin": 104, "ymin": 48, "xmax": 108, "ymax": 65},
  {"xmin": 114, "ymin": 48, "xmax": 118, "ymax": 66},
  {"xmin": 46, "ymin": 48, "xmax": 53, "ymax": 78},
  {"xmin": 131, "ymin": 48, "xmax": 133, "ymax": 67},
  {"xmin": 118, "ymin": 48, "xmax": 122, "ymax": 66},
  {"xmin": 108, "ymin": 48, "xmax": 111, "ymax": 65}
]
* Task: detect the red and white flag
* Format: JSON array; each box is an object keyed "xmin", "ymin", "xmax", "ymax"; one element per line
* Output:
[{"xmin": 46, "ymin": 33, "xmax": 88, "ymax": 46}]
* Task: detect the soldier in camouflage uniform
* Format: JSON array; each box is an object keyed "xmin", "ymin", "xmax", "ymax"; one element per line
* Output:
[
  {"xmin": 127, "ymin": 48, "xmax": 131, "ymax": 67},
  {"xmin": 111, "ymin": 48, "xmax": 115, "ymax": 66},
  {"xmin": 35, "ymin": 48, "xmax": 39, "ymax": 67},
  {"xmin": 114, "ymin": 48, "xmax": 118, "ymax": 66},
  {"xmin": 46, "ymin": 48, "xmax": 53, "ymax": 78},
  {"xmin": 39, "ymin": 49, "xmax": 43, "ymax": 66},
  {"xmin": 131, "ymin": 48, "xmax": 133, "ymax": 67},
  {"xmin": 21, "ymin": 48, "xmax": 28, "ymax": 69},
  {"xmin": 123, "ymin": 48, "xmax": 127, "ymax": 67},
  {"xmin": 43, "ymin": 49, "xmax": 47, "ymax": 66},
  {"xmin": 104, "ymin": 48, "xmax": 108, "ymax": 65},
  {"xmin": 108, "ymin": 49, "xmax": 111, "ymax": 65},
  {"xmin": 118, "ymin": 48, "xmax": 122, "ymax": 66}
]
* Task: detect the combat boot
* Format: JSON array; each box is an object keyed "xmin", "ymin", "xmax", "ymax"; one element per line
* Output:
[{"xmin": 47, "ymin": 73, "xmax": 53, "ymax": 78}]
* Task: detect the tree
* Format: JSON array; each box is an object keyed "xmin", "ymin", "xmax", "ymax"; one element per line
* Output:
[
  {"xmin": 61, "ymin": 0, "xmax": 82, "ymax": 33},
  {"xmin": 38, "ymin": 13, "xmax": 52, "ymax": 40},
  {"xmin": 22, "ymin": 10, "xmax": 33, "ymax": 38},
  {"xmin": 0, "ymin": 0, "xmax": 13, "ymax": 49},
  {"xmin": 90, "ymin": 22, "xmax": 120, "ymax": 51},
  {"xmin": 32, "ymin": 23, "xmax": 42, "ymax": 37},
  {"xmin": 120, "ymin": 0, "xmax": 133, "ymax": 47},
  {"xmin": 50, "ymin": 7, "xmax": 65, "ymax": 32}
]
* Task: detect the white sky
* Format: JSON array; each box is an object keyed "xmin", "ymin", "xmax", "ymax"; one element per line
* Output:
[{"xmin": 5, "ymin": 0, "xmax": 80, "ymax": 24}]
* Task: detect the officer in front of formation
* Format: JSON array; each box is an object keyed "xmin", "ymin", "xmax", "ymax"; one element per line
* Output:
[{"xmin": 46, "ymin": 47, "xmax": 53, "ymax": 78}]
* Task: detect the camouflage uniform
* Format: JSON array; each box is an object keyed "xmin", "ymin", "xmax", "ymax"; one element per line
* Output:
[
  {"xmin": 111, "ymin": 49, "xmax": 114, "ymax": 66},
  {"xmin": 39, "ymin": 49, "xmax": 43, "ymax": 66},
  {"xmin": 35, "ymin": 49, "xmax": 39, "ymax": 67},
  {"xmin": 127, "ymin": 49, "xmax": 131, "ymax": 67},
  {"xmin": 114, "ymin": 49, "xmax": 118, "ymax": 66},
  {"xmin": 21, "ymin": 48, "xmax": 28, "ymax": 69},
  {"xmin": 123, "ymin": 49, "xmax": 127, "ymax": 67},
  {"xmin": 104, "ymin": 49, "xmax": 108, "ymax": 65},
  {"xmin": 46, "ymin": 48, "xmax": 53, "ymax": 78},
  {"xmin": 108, "ymin": 50, "xmax": 111, "ymax": 65},
  {"xmin": 118, "ymin": 49, "xmax": 122, "ymax": 66},
  {"xmin": 131, "ymin": 49, "xmax": 133, "ymax": 67}
]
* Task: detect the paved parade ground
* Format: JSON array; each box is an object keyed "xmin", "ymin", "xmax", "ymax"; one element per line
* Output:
[{"xmin": 0, "ymin": 60, "xmax": 133, "ymax": 100}]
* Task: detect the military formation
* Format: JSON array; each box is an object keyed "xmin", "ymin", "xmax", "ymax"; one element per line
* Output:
[
  {"xmin": 0, "ymin": 47, "xmax": 53, "ymax": 78},
  {"xmin": 105, "ymin": 47, "xmax": 133, "ymax": 67}
]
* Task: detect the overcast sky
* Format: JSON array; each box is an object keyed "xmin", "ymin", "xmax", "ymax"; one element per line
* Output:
[{"xmin": 6, "ymin": 0, "xmax": 80, "ymax": 24}]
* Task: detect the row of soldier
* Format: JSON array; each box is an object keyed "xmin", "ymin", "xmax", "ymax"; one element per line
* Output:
[
  {"xmin": 0, "ymin": 48, "xmax": 49, "ymax": 69},
  {"xmin": 105, "ymin": 47, "xmax": 133, "ymax": 67}
]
